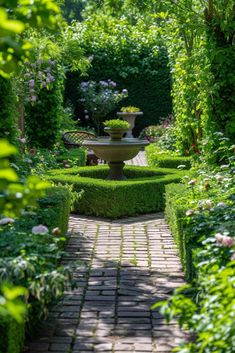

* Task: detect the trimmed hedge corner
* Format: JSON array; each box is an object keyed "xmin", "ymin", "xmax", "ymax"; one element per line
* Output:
[
  {"xmin": 146, "ymin": 144, "xmax": 191, "ymax": 169},
  {"xmin": 38, "ymin": 187, "xmax": 71, "ymax": 235},
  {"xmin": 165, "ymin": 183, "xmax": 198, "ymax": 280},
  {"xmin": 47, "ymin": 165, "xmax": 184, "ymax": 219}
]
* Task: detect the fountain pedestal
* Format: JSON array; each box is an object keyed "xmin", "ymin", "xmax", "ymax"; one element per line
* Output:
[
  {"xmin": 107, "ymin": 162, "xmax": 126, "ymax": 180},
  {"xmin": 83, "ymin": 137, "xmax": 149, "ymax": 180}
]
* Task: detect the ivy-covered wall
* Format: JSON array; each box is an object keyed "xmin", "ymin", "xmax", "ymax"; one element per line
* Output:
[{"xmin": 64, "ymin": 14, "xmax": 172, "ymax": 135}]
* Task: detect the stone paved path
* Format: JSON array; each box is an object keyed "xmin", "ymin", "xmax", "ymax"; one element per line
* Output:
[
  {"xmin": 28, "ymin": 152, "xmax": 186, "ymax": 353},
  {"xmin": 126, "ymin": 151, "xmax": 147, "ymax": 166},
  {"xmin": 28, "ymin": 214, "xmax": 185, "ymax": 353}
]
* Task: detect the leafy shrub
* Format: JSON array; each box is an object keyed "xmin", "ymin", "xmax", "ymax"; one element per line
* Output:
[
  {"xmin": 47, "ymin": 165, "xmax": 184, "ymax": 218},
  {"xmin": 120, "ymin": 106, "xmax": 140, "ymax": 113},
  {"xmin": 146, "ymin": 144, "xmax": 192, "ymax": 170},
  {"xmin": 104, "ymin": 119, "xmax": 130, "ymax": 129}
]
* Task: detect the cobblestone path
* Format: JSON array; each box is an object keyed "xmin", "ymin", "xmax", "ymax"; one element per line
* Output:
[
  {"xmin": 126, "ymin": 151, "xmax": 147, "ymax": 166},
  {"xmin": 28, "ymin": 213, "xmax": 185, "ymax": 353}
]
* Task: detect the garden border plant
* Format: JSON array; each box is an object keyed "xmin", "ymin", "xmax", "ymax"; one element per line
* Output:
[
  {"xmin": 146, "ymin": 144, "xmax": 192, "ymax": 170},
  {"xmin": 47, "ymin": 165, "xmax": 184, "ymax": 219}
]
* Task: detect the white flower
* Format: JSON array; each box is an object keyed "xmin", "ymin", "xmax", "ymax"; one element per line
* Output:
[
  {"xmin": 188, "ymin": 179, "xmax": 197, "ymax": 186},
  {"xmin": 186, "ymin": 209, "xmax": 194, "ymax": 216},
  {"xmin": 32, "ymin": 225, "xmax": 49, "ymax": 235},
  {"xmin": 217, "ymin": 202, "xmax": 227, "ymax": 208},
  {"xmin": 0, "ymin": 218, "xmax": 14, "ymax": 225}
]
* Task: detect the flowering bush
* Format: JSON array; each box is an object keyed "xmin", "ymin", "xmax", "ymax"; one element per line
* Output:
[
  {"xmin": 154, "ymin": 140, "xmax": 235, "ymax": 353},
  {"xmin": 24, "ymin": 58, "xmax": 65, "ymax": 148},
  {"xmin": 79, "ymin": 80, "xmax": 128, "ymax": 133},
  {"xmin": 139, "ymin": 125, "xmax": 165, "ymax": 142}
]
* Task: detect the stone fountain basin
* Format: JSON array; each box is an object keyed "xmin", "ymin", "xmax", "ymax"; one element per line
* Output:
[{"xmin": 84, "ymin": 137, "xmax": 149, "ymax": 162}]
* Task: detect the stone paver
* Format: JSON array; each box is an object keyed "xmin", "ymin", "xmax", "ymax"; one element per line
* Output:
[
  {"xmin": 126, "ymin": 151, "xmax": 147, "ymax": 166},
  {"xmin": 28, "ymin": 213, "xmax": 186, "ymax": 353}
]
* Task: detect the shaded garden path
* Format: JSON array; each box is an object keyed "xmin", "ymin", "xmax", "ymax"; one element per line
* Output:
[{"xmin": 28, "ymin": 153, "xmax": 186, "ymax": 353}]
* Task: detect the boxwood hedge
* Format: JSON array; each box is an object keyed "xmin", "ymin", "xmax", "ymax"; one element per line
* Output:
[
  {"xmin": 165, "ymin": 183, "xmax": 198, "ymax": 280},
  {"xmin": 146, "ymin": 144, "xmax": 192, "ymax": 169},
  {"xmin": 47, "ymin": 166, "xmax": 184, "ymax": 219}
]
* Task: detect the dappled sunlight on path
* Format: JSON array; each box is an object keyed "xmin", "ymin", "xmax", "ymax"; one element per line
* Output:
[{"xmin": 28, "ymin": 213, "xmax": 186, "ymax": 353}]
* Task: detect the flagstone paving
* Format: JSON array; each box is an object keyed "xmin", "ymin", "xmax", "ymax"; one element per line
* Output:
[{"xmin": 28, "ymin": 213, "xmax": 186, "ymax": 353}]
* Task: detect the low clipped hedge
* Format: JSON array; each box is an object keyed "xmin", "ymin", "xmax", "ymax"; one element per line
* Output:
[
  {"xmin": 0, "ymin": 317, "xmax": 24, "ymax": 353},
  {"xmin": 47, "ymin": 165, "xmax": 184, "ymax": 219},
  {"xmin": 146, "ymin": 144, "xmax": 192, "ymax": 169},
  {"xmin": 165, "ymin": 183, "xmax": 197, "ymax": 280},
  {"xmin": 38, "ymin": 187, "xmax": 71, "ymax": 235}
]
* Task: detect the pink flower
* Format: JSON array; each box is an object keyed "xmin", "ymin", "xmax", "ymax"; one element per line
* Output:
[
  {"xmin": 231, "ymin": 253, "xmax": 235, "ymax": 261},
  {"xmin": 32, "ymin": 225, "xmax": 49, "ymax": 235},
  {"xmin": 0, "ymin": 218, "xmax": 14, "ymax": 225},
  {"xmin": 215, "ymin": 233, "xmax": 224, "ymax": 243},
  {"xmin": 19, "ymin": 137, "xmax": 26, "ymax": 144},
  {"xmin": 215, "ymin": 233, "xmax": 234, "ymax": 247},
  {"xmin": 205, "ymin": 200, "xmax": 212, "ymax": 209},
  {"xmin": 221, "ymin": 236, "xmax": 234, "ymax": 247}
]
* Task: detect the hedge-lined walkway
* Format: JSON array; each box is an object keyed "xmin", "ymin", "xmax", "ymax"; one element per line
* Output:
[
  {"xmin": 28, "ymin": 153, "xmax": 186, "ymax": 353},
  {"xmin": 28, "ymin": 214, "xmax": 185, "ymax": 353}
]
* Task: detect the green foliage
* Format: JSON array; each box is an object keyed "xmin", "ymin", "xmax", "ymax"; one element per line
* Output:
[
  {"xmin": 165, "ymin": 183, "xmax": 195, "ymax": 280},
  {"xmin": 37, "ymin": 187, "xmax": 71, "ymax": 236},
  {"xmin": 120, "ymin": 106, "xmax": 140, "ymax": 113},
  {"xmin": 0, "ymin": 285, "xmax": 27, "ymax": 353},
  {"xmin": 161, "ymin": 157, "xmax": 235, "ymax": 352},
  {"xmin": 47, "ymin": 166, "xmax": 183, "ymax": 218},
  {"xmin": 0, "ymin": 0, "xmax": 61, "ymax": 77},
  {"xmin": 24, "ymin": 61, "xmax": 65, "ymax": 148},
  {"xmin": 103, "ymin": 119, "xmax": 130, "ymax": 129},
  {"xmin": 0, "ymin": 77, "xmax": 18, "ymax": 144},
  {"xmin": 146, "ymin": 144, "xmax": 192, "ymax": 170},
  {"xmin": 152, "ymin": 1, "xmax": 235, "ymax": 154},
  {"xmin": 139, "ymin": 125, "xmax": 165, "ymax": 143},
  {"xmin": 64, "ymin": 14, "xmax": 172, "ymax": 135},
  {"xmin": 14, "ymin": 145, "xmax": 87, "ymax": 178}
]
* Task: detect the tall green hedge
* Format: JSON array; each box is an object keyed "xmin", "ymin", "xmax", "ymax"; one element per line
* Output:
[
  {"xmin": 64, "ymin": 14, "xmax": 172, "ymax": 135},
  {"xmin": 0, "ymin": 77, "xmax": 18, "ymax": 144},
  {"xmin": 0, "ymin": 317, "xmax": 24, "ymax": 353}
]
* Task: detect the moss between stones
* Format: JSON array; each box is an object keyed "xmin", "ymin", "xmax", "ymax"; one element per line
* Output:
[{"xmin": 47, "ymin": 166, "xmax": 184, "ymax": 219}]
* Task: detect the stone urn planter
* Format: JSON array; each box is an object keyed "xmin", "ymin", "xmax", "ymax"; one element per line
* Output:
[
  {"xmin": 104, "ymin": 127, "xmax": 128, "ymax": 141},
  {"xmin": 117, "ymin": 111, "xmax": 143, "ymax": 138}
]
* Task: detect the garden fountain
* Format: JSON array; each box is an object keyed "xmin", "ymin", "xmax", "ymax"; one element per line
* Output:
[{"xmin": 84, "ymin": 127, "xmax": 149, "ymax": 180}]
